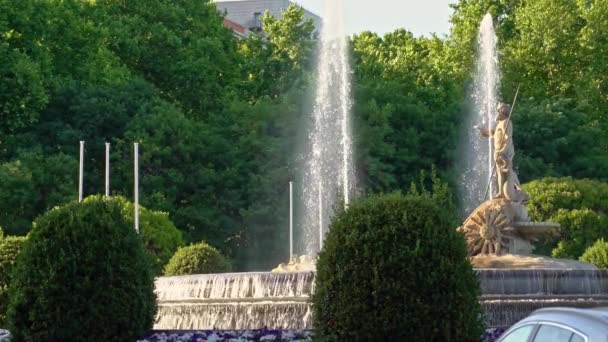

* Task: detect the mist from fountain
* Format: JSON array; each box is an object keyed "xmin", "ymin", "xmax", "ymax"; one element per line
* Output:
[
  {"xmin": 301, "ymin": 0, "xmax": 354, "ymax": 255},
  {"xmin": 459, "ymin": 13, "xmax": 500, "ymax": 214}
]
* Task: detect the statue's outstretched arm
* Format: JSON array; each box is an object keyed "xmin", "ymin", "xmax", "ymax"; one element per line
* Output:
[{"xmin": 476, "ymin": 126, "xmax": 493, "ymax": 137}]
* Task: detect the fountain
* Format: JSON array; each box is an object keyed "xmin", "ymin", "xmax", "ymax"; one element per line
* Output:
[
  {"xmin": 456, "ymin": 98, "xmax": 608, "ymax": 326},
  {"xmin": 300, "ymin": 0, "xmax": 354, "ymax": 256},
  {"xmin": 152, "ymin": 14, "xmax": 608, "ymax": 332},
  {"xmin": 456, "ymin": 14, "xmax": 608, "ymax": 328},
  {"xmin": 154, "ymin": 272, "xmax": 314, "ymax": 330},
  {"xmin": 459, "ymin": 13, "xmax": 500, "ymax": 215},
  {"xmin": 154, "ymin": 0, "xmax": 353, "ymax": 330}
]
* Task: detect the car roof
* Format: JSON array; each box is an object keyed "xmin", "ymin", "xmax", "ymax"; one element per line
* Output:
[
  {"xmin": 499, "ymin": 307, "xmax": 608, "ymax": 342},
  {"xmin": 529, "ymin": 307, "xmax": 608, "ymax": 326}
]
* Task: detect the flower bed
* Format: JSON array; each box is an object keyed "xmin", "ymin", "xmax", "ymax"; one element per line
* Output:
[
  {"xmin": 0, "ymin": 327, "xmax": 507, "ymax": 341},
  {"xmin": 0, "ymin": 329, "xmax": 9, "ymax": 342},
  {"xmin": 138, "ymin": 330, "xmax": 313, "ymax": 342},
  {"xmin": 482, "ymin": 327, "xmax": 507, "ymax": 342}
]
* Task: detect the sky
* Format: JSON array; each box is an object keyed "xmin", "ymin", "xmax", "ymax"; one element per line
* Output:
[{"xmin": 294, "ymin": 0, "xmax": 457, "ymax": 37}]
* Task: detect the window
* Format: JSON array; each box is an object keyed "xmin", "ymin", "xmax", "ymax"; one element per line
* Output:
[
  {"xmin": 500, "ymin": 325, "xmax": 536, "ymax": 342},
  {"xmin": 533, "ymin": 324, "xmax": 575, "ymax": 342},
  {"xmin": 569, "ymin": 333, "xmax": 585, "ymax": 342},
  {"xmin": 252, "ymin": 12, "xmax": 262, "ymax": 31}
]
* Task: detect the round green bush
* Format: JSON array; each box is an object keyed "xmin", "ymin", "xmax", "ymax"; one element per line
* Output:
[
  {"xmin": 313, "ymin": 192, "xmax": 482, "ymax": 341},
  {"xmin": 6, "ymin": 196, "xmax": 156, "ymax": 341},
  {"xmin": 110, "ymin": 196, "xmax": 185, "ymax": 274},
  {"xmin": 164, "ymin": 242, "xmax": 231, "ymax": 276},
  {"xmin": 523, "ymin": 177, "xmax": 608, "ymax": 258},
  {"xmin": 580, "ymin": 239, "xmax": 608, "ymax": 269},
  {"xmin": 0, "ymin": 235, "xmax": 26, "ymax": 326}
]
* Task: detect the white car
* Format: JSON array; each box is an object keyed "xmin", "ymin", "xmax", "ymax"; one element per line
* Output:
[{"xmin": 497, "ymin": 307, "xmax": 608, "ymax": 342}]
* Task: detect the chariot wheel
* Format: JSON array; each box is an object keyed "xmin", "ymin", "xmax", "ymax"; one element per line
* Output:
[{"xmin": 458, "ymin": 204, "xmax": 515, "ymax": 256}]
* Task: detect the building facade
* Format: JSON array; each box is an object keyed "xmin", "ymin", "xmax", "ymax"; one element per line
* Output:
[{"xmin": 215, "ymin": 0, "xmax": 321, "ymax": 36}]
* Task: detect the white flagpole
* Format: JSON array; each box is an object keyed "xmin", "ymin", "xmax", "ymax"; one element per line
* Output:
[
  {"xmin": 134, "ymin": 143, "xmax": 139, "ymax": 234},
  {"xmin": 79, "ymin": 141, "xmax": 84, "ymax": 203},
  {"xmin": 105, "ymin": 143, "xmax": 110, "ymax": 197},
  {"xmin": 289, "ymin": 181, "xmax": 294, "ymax": 261},
  {"xmin": 318, "ymin": 181, "xmax": 323, "ymax": 252}
]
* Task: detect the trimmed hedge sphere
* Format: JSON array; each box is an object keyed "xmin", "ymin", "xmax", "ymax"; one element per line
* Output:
[
  {"xmin": 0, "ymin": 235, "xmax": 26, "ymax": 326},
  {"xmin": 164, "ymin": 242, "xmax": 231, "ymax": 276},
  {"xmin": 313, "ymin": 192, "xmax": 483, "ymax": 341},
  {"xmin": 6, "ymin": 196, "xmax": 157, "ymax": 341},
  {"xmin": 580, "ymin": 239, "xmax": 608, "ymax": 269}
]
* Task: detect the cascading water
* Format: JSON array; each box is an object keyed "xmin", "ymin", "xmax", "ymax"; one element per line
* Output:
[
  {"xmin": 153, "ymin": 269, "xmax": 608, "ymax": 330},
  {"xmin": 154, "ymin": 272, "xmax": 315, "ymax": 330},
  {"xmin": 301, "ymin": 0, "xmax": 353, "ymax": 255},
  {"xmin": 459, "ymin": 13, "xmax": 500, "ymax": 214}
]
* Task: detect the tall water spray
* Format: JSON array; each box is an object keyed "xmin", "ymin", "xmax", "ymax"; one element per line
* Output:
[
  {"xmin": 301, "ymin": 0, "xmax": 354, "ymax": 255},
  {"xmin": 460, "ymin": 13, "xmax": 500, "ymax": 214}
]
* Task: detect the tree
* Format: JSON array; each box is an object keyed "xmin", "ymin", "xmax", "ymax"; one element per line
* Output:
[
  {"xmin": 0, "ymin": 151, "xmax": 76, "ymax": 236},
  {"xmin": 115, "ymin": 105, "xmax": 247, "ymax": 251},
  {"xmin": 239, "ymin": 4, "xmax": 316, "ymax": 100},
  {"xmin": 502, "ymin": 0, "xmax": 584, "ymax": 101},
  {"xmin": 351, "ymin": 30, "xmax": 463, "ymax": 192},
  {"xmin": 450, "ymin": 0, "xmax": 608, "ymax": 117},
  {"xmin": 98, "ymin": 0, "xmax": 240, "ymax": 117},
  {"xmin": 0, "ymin": 0, "xmax": 49, "ymax": 138},
  {"xmin": 514, "ymin": 98, "xmax": 608, "ymax": 182},
  {"xmin": 354, "ymin": 99, "xmax": 396, "ymax": 192},
  {"xmin": 233, "ymin": 90, "xmax": 306, "ymax": 270},
  {"xmin": 448, "ymin": 0, "xmax": 521, "ymax": 81}
]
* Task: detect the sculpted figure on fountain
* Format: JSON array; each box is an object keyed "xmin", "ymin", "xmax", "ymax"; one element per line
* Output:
[
  {"xmin": 459, "ymin": 101, "xmax": 558, "ymax": 257},
  {"xmin": 479, "ymin": 103, "xmax": 528, "ymax": 206}
]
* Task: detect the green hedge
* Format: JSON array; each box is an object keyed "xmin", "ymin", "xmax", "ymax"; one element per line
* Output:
[
  {"xmin": 313, "ymin": 192, "xmax": 482, "ymax": 341},
  {"xmin": 523, "ymin": 177, "xmax": 608, "ymax": 258},
  {"xmin": 108, "ymin": 196, "xmax": 185, "ymax": 274},
  {"xmin": 6, "ymin": 196, "xmax": 156, "ymax": 341},
  {"xmin": 0, "ymin": 235, "xmax": 26, "ymax": 326},
  {"xmin": 164, "ymin": 242, "xmax": 231, "ymax": 276},
  {"xmin": 580, "ymin": 239, "xmax": 608, "ymax": 269}
]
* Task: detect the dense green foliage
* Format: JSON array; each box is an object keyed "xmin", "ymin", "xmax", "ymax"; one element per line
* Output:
[
  {"xmin": 450, "ymin": 0, "xmax": 608, "ymax": 181},
  {"xmin": 6, "ymin": 197, "xmax": 156, "ymax": 341},
  {"xmin": 0, "ymin": 235, "xmax": 26, "ymax": 326},
  {"xmin": 0, "ymin": 0, "xmax": 606, "ymax": 269},
  {"xmin": 523, "ymin": 177, "xmax": 608, "ymax": 259},
  {"xmin": 164, "ymin": 242, "xmax": 231, "ymax": 276},
  {"xmin": 313, "ymin": 192, "xmax": 482, "ymax": 341},
  {"xmin": 580, "ymin": 239, "xmax": 608, "ymax": 269},
  {"xmin": 97, "ymin": 195, "xmax": 185, "ymax": 274}
]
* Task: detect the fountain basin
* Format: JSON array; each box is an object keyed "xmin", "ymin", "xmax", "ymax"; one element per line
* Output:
[
  {"xmin": 155, "ymin": 302, "xmax": 312, "ymax": 330},
  {"xmin": 154, "ymin": 272, "xmax": 314, "ymax": 330},
  {"xmin": 154, "ymin": 268, "xmax": 608, "ymax": 330},
  {"xmin": 513, "ymin": 221, "xmax": 559, "ymax": 240},
  {"xmin": 478, "ymin": 268, "xmax": 608, "ymax": 295},
  {"xmin": 481, "ymin": 297, "xmax": 608, "ymax": 328},
  {"xmin": 470, "ymin": 254, "xmax": 595, "ymax": 269}
]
